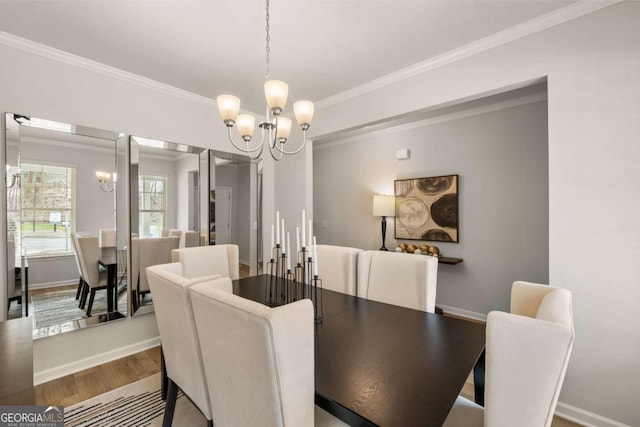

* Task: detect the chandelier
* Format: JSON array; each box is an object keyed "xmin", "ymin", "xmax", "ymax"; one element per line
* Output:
[{"xmin": 216, "ymin": 0, "xmax": 314, "ymax": 161}]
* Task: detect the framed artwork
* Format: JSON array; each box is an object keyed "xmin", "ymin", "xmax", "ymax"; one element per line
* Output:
[{"xmin": 394, "ymin": 174, "xmax": 459, "ymax": 242}]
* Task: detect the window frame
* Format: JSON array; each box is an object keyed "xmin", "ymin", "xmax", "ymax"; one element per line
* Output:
[{"xmin": 19, "ymin": 162, "xmax": 76, "ymax": 257}]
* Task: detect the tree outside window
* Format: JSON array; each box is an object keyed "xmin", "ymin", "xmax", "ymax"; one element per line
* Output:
[
  {"xmin": 139, "ymin": 175, "xmax": 167, "ymax": 237},
  {"xmin": 20, "ymin": 163, "xmax": 75, "ymax": 255}
]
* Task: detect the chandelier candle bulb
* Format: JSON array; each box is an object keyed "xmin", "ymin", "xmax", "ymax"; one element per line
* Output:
[
  {"xmin": 216, "ymin": 95, "xmax": 241, "ymax": 122},
  {"xmin": 236, "ymin": 114, "xmax": 256, "ymax": 140},
  {"xmin": 294, "ymin": 101, "xmax": 314, "ymax": 128},
  {"xmin": 264, "ymin": 80, "xmax": 289, "ymax": 113},
  {"xmin": 276, "ymin": 117, "xmax": 292, "ymax": 141}
]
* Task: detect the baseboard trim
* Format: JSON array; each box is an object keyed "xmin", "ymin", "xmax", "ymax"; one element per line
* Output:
[
  {"xmin": 34, "ymin": 336, "xmax": 160, "ymax": 385},
  {"xmin": 28, "ymin": 280, "xmax": 77, "ymax": 290},
  {"xmin": 555, "ymin": 402, "xmax": 632, "ymax": 427}
]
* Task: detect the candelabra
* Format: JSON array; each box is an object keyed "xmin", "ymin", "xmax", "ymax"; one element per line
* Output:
[{"xmin": 265, "ymin": 244, "xmax": 322, "ymax": 323}]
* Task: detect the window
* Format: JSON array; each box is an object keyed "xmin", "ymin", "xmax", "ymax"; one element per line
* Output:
[
  {"xmin": 139, "ymin": 175, "xmax": 167, "ymax": 237},
  {"xmin": 21, "ymin": 163, "xmax": 76, "ymax": 256}
]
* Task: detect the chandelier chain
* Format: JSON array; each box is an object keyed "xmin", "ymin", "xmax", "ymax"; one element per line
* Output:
[{"xmin": 265, "ymin": 0, "xmax": 271, "ymax": 81}]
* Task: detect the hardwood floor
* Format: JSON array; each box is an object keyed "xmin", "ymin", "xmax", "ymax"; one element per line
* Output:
[
  {"xmin": 34, "ymin": 346, "xmax": 161, "ymax": 407},
  {"xmin": 36, "ymin": 345, "xmax": 582, "ymax": 426}
]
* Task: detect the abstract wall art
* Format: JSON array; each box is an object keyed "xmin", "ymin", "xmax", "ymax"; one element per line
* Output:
[{"xmin": 394, "ymin": 174, "xmax": 459, "ymax": 242}]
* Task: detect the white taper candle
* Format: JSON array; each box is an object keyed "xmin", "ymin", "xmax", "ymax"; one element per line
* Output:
[
  {"xmin": 276, "ymin": 211, "xmax": 280, "ymax": 245},
  {"xmin": 296, "ymin": 226, "xmax": 300, "ymax": 254},
  {"xmin": 281, "ymin": 219, "xmax": 285, "ymax": 253},
  {"xmin": 313, "ymin": 236, "xmax": 318, "ymax": 276},
  {"xmin": 271, "ymin": 224, "xmax": 274, "ymax": 251},
  {"xmin": 302, "ymin": 210, "xmax": 306, "ymax": 248},
  {"xmin": 287, "ymin": 232, "xmax": 291, "ymax": 270}
]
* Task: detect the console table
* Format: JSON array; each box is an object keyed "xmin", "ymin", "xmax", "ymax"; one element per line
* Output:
[
  {"xmin": 0, "ymin": 317, "xmax": 34, "ymax": 404},
  {"xmin": 439, "ymin": 256, "xmax": 463, "ymax": 265}
]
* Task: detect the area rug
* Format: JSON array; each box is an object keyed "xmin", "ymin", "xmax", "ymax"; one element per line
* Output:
[
  {"xmin": 32, "ymin": 288, "xmax": 128, "ymax": 329},
  {"xmin": 65, "ymin": 374, "xmax": 208, "ymax": 427}
]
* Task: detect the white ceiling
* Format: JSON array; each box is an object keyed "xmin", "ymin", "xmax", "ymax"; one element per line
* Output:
[{"xmin": 0, "ymin": 1, "xmax": 575, "ymax": 114}]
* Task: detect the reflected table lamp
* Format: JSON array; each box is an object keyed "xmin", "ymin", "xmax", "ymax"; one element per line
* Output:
[{"xmin": 373, "ymin": 195, "xmax": 395, "ymax": 251}]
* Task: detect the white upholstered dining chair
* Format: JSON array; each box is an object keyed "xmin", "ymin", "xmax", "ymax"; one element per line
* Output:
[
  {"xmin": 146, "ymin": 262, "xmax": 230, "ymax": 427},
  {"xmin": 443, "ymin": 281, "xmax": 575, "ymax": 427},
  {"xmin": 189, "ymin": 283, "xmax": 347, "ymax": 427},
  {"xmin": 316, "ymin": 244, "xmax": 362, "ymax": 296},
  {"xmin": 356, "ymin": 250, "xmax": 439, "ymax": 313},
  {"xmin": 75, "ymin": 234, "xmax": 108, "ymax": 316},
  {"xmin": 170, "ymin": 244, "xmax": 239, "ymax": 280},
  {"xmin": 131, "ymin": 236, "xmax": 180, "ymax": 308},
  {"xmin": 98, "ymin": 228, "xmax": 117, "ymax": 248}
]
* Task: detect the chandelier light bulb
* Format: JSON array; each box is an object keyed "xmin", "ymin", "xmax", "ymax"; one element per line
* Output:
[
  {"xmin": 293, "ymin": 100, "xmax": 314, "ymax": 129},
  {"xmin": 217, "ymin": 95, "xmax": 241, "ymax": 123},
  {"xmin": 264, "ymin": 80, "xmax": 289, "ymax": 114},
  {"xmin": 236, "ymin": 114, "xmax": 256, "ymax": 141},
  {"xmin": 276, "ymin": 117, "xmax": 292, "ymax": 142}
]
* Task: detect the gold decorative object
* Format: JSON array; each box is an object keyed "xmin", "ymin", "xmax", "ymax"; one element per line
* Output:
[
  {"xmin": 419, "ymin": 244, "xmax": 429, "ymax": 252},
  {"xmin": 407, "ymin": 244, "xmax": 417, "ymax": 253},
  {"xmin": 399, "ymin": 242, "xmax": 407, "ymax": 250},
  {"xmin": 427, "ymin": 246, "xmax": 440, "ymax": 257}
]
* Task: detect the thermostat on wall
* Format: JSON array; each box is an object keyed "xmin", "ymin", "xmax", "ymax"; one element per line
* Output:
[{"xmin": 396, "ymin": 149, "xmax": 411, "ymax": 160}]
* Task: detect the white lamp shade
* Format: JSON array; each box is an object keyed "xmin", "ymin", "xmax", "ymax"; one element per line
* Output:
[
  {"xmin": 372, "ymin": 195, "xmax": 395, "ymax": 217},
  {"xmin": 276, "ymin": 117, "xmax": 292, "ymax": 140},
  {"xmin": 236, "ymin": 114, "xmax": 256, "ymax": 138},
  {"xmin": 217, "ymin": 95, "xmax": 241, "ymax": 121},
  {"xmin": 293, "ymin": 100, "xmax": 314, "ymax": 126},
  {"xmin": 95, "ymin": 171, "xmax": 111, "ymax": 182},
  {"xmin": 264, "ymin": 80, "xmax": 289, "ymax": 111}
]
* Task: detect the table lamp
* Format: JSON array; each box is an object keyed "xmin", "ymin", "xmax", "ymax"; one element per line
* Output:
[{"xmin": 373, "ymin": 195, "xmax": 395, "ymax": 251}]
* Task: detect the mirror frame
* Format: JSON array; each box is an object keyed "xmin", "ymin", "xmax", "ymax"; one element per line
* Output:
[
  {"xmin": 3, "ymin": 112, "xmax": 126, "ymax": 337},
  {"xmin": 209, "ymin": 150, "xmax": 262, "ymax": 276},
  {"xmin": 128, "ymin": 135, "xmax": 210, "ymax": 316}
]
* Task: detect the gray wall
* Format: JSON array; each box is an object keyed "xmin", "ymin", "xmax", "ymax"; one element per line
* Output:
[{"xmin": 313, "ymin": 99, "xmax": 549, "ymax": 314}]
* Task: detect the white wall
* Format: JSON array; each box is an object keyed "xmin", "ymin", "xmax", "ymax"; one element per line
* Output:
[
  {"xmin": 216, "ymin": 163, "xmax": 252, "ymax": 263},
  {"xmin": 314, "ymin": 99, "xmax": 549, "ymax": 314},
  {"xmin": 0, "ymin": 36, "xmax": 276, "ymax": 377},
  {"xmin": 310, "ymin": 3, "xmax": 640, "ymax": 425},
  {"xmin": 236, "ymin": 163, "xmax": 251, "ymax": 264}
]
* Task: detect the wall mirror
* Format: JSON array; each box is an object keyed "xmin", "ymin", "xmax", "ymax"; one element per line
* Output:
[
  {"xmin": 4, "ymin": 113, "xmax": 127, "ymax": 338},
  {"xmin": 209, "ymin": 150, "xmax": 262, "ymax": 277},
  {"xmin": 129, "ymin": 136, "xmax": 209, "ymax": 316}
]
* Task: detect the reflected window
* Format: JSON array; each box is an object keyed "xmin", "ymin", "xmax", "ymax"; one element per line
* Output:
[
  {"xmin": 139, "ymin": 174, "xmax": 167, "ymax": 237},
  {"xmin": 21, "ymin": 163, "xmax": 76, "ymax": 256}
]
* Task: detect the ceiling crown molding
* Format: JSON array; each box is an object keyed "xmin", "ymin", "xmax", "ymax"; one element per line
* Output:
[
  {"xmin": 315, "ymin": 0, "xmax": 622, "ymax": 110},
  {"xmin": 0, "ymin": 0, "xmax": 621, "ymax": 113},
  {"xmin": 0, "ymin": 30, "xmax": 216, "ymax": 108}
]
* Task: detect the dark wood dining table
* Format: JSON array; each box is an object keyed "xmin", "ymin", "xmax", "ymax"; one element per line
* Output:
[{"xmin": 233, "ymin": 275, "xmax": 486, "ymax": 427}]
